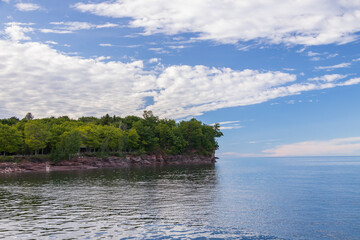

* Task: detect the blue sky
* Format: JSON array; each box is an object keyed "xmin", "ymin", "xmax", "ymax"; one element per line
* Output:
[{"xmin": 1, "ymin": 0, "xmax": 360, "ymax": 157}]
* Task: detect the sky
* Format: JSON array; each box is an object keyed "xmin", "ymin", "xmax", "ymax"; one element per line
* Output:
[{"xmin": 1, "ymin": 0, "xmax": 360, "ymax": 157}]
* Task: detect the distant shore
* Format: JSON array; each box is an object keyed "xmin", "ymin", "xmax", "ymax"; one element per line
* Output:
[{"xmin": 0, "ymin": 154, "xmax": 216, "ymax": 174}]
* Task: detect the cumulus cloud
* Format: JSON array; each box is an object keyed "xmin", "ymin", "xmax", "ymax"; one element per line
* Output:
[
  {"xmin": 263, "ymin": 137, "xmax": 360, "ymax": 156},
  {"xmin": 4, "ymin": 22, "xmax": 34, "ymax": 41},
  {"xmin": 308, "ymin": 74, "xmax": 348, "ymax": 82},
  {"xmin": 1, "ymin": 38, "xmax": 360, "ymax": 119},
  {"xmin": 74, "ymin": 0, "xmax": 360, "ymax": 46},
  {"xmin": 0, "ymin": 40, "xmax": 154, "ymax": 118},
  {"xmin": 15, "ymin": 3, "xmax": 41, "ymax": 11}
]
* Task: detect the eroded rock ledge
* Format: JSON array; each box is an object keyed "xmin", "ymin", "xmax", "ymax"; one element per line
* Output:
[{"xmin": 0, "ymin": 154, "xmax": 216, "ymax": 174}]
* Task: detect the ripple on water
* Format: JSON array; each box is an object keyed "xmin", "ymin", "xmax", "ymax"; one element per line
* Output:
[{"xmin": 1, "ymin": 158, "xmax": 360, "ymax": 239}]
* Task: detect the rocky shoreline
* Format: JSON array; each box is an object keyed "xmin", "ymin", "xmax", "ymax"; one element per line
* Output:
[{"xmin": 0, "ymin": 153, "xmax": 216, "ymax": 174}]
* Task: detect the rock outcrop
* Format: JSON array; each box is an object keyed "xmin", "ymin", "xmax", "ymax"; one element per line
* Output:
[{"xmin": 0, "ymin": 154, "xmax": 216, "ymax": 174}]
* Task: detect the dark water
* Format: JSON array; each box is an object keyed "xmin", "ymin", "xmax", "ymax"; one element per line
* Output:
[{"xmin": 1, "ymin": 157, "xmax": 360, "ymax": 239}]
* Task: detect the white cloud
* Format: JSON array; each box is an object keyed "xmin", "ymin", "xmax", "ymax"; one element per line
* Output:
[
  {"xmin": 327, "ymin": 53, "xmax": 338, "ymax": 59},
  {"xmin": 15, "ymin": 3, "xmax": 41, "ymax": 12},
  {"xmin": 4, "ymin": 22, "xmax": 34, "ymax": 41},
  {"xmin": 296, "ymin": 47, "xmax": 306, "ymax": 53},
  {"xmin": 310, "ymin": 57, "xmax": 321, "ymax": 61},
  {"xmin": 40, "ymin": 22, "xmax": 119, "ymax": 34},
  {"xmin": 218, "ymin": 152, "xmax": 265, "ymax": 158},
  {"xmin": 168, "ymin": 45, "xmax": 186, "ymax": 49},
  {"xmin": 316, "ymin": 62, "xmax": 352, "ymax": 70},
  {"xmin": 0, "ymin": 39, "xmax": 154, "ymax": 118},
  {"xmin": 306, "ymin": 51, "xmax": 338, "ymax": 61},
  {"xmin": 263, "ymin": 137, "xmax": 360, "ymax": 156},
  {"xmin": 148, "ymin": 47, "xmax": 169, "ymax": 54},
  {"xmin": 149, "ymin": 66, "xmax": 360, "ymax": 119},
  {"xmin": 308, "ymin": 74, "xmax": 348, "ymax": 82},
  {"xmin": 99, "ymin": 43, "xmax": 113, "ymax": 47},
  {"xmin": 40, "ymin": 29, "xmax": 73, "ymax": 34},
  {"xmin": 96, "ymin": 23, "xmax": 118, "ymax": 29},
  {"xmin": 307, "ymin": 51, "xmax": 321, "ymax": 57},
  {"xmin": 216, "ymin": 121, "xmax": 241, "ymax": 125},
  {"xmin": 286, "ymin": 100, "xmax": 295, "ymax": 104},
  {"xmin": 50, "ymin": 21, "xmax": 93, "ymax": 31},
  {"xmin": 45, "ymin": 41, "xmax": 58, "ymax": 45},
  {"xmin": 51, "ymin": 21, "xmax": 118, "ymax": 31},
  {"xmin": 148, "ymin": 58, "xmax": 159, "ymax": 63},
  {"xmin": 338, "ymin": 77, "xmax": 360, "ymax": 86},
  {"xmin": 74, "ymin": 0, "xmax": 360, "ymax": 46},
  {"xmin": 1, "ymin": 38, "xmax": 360, "ymax": 119},
  {"xmin": 219, "ymin": 125, "xmax": 242, "ymax": 130},
  {"xmin": 210, "ymin": 121, "xmax": 242, "ymax": 130}
]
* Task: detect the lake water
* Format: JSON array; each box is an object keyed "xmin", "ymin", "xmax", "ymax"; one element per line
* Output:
[{"xmin": 1, "ymin": 157, "xmax": 360, "ymax": 239}]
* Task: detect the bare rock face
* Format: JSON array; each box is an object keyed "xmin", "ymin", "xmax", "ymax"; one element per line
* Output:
[{"xmin": 0, "ymin": 153, "xmax": 216, "ymax": 174}]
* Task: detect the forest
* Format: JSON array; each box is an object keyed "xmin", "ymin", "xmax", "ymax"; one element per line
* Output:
[{"xmin": 0, "ymin": 111, "xmax": 223, "ymax": 162}]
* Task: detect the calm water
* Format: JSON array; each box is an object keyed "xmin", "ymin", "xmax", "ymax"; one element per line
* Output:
[{"xmin": 1, "ymin": 157, "xmax": 360, "ymax": 239}]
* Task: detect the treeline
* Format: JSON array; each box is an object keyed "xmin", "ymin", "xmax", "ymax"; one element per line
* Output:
[{"xmin": 0, "ymin": 111, "xmax": 222, "ymax": 161}]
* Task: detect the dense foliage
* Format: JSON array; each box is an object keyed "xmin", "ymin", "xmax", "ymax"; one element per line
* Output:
[{"xmin": 0, "ymin": 111, "xmax": 222, "ymax": 162}]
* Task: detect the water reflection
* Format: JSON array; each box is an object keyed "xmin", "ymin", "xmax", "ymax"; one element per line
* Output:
[
  {"xmin": 1, "ymin": 165, "xmax": 247, "ymax": 239},
  {"xmin": 4, "ymin": 158, "xmax": 357, "ymax": 239}
]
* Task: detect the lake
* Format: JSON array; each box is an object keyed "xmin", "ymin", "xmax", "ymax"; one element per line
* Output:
[{"xmin": 1, "ymin": 157, "xmax": 360, "ymax": 239}]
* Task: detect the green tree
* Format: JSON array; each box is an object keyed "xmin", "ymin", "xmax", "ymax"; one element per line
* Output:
[
  {"xmin": 24, "ymin": 121, "xmax": 50, "ymax": 154},
  {"xmin": 24, "ymin": 112, "xmax": 34, "ymax": 120},
  {"xmin": 52, "ymin": 130, "xmax": 82, "ymax": 161},
  {"xmin": 179, "ymin": 119, "xmax": 203, "ymax": 151},
  {"xmin": 0, "ymin": 123, "xmax": 23, "ymax": 155},
  {"xmin": 0, "ymin": 112, "xmax": 223, "ymax": 158},
  {"xmin": 0, "ymin": 116, "xmax": 20, "ymax": 126},
  {"xmin": 126, "ymin": 128, "xmax": 140, "ymax": 151},
  {"xmin": 96, "ymin": 125, "xmax": 125, "ymax": 152},
  {"xmin": 76, "ymin": 124, "xmax": 101, "ymax": 151},
  {"xmin": 100, "ymin": 114, "xmax": 112, "ymax": 125}
]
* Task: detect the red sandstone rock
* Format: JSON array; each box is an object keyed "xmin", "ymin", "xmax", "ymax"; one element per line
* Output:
[{"xmin": 0, "ymin": 154, "xmax": 215, "ymax": 174}]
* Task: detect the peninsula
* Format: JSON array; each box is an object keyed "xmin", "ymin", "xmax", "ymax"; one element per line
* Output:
[{"xmin": 0, "ymin": 111, "xmax": 222, "ymax": 173}]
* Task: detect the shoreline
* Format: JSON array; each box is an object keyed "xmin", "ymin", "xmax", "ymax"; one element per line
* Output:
[{"xmin": 0, "ymin": 154, "xmax": 216, "ymax": 174}]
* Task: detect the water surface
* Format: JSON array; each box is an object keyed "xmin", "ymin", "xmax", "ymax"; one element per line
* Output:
[{"xmin": 1, "ymin": 157, "xmax": 360, "ymax": 239}]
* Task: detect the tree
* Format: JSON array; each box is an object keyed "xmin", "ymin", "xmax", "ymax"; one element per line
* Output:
[
  {"xmin": 133, "ymin": 119, "xmax": 159, "ymax": 152},
  {"xmin": 96, "ymin": 125, "xmax": 125, "ymax": 152},
  {"xmin": 24, "ymin": 121, "xmax": 50, "ymax": 154},
  {"xmin": 24, "ymin": 112, "xmax": 34, "ymax": 120},
  {"xmin": 179, "ymin": 119, "xmax": 203, "ymax": 151},
  {"xmin": 0, "ymin": 123, "xmax": 23, "ymax": 155},
  {"xmin": 100, "ymin": 114, "xmax": 112, "ymax": 125},
  {"xmin": 0, "ymin": 112, "xmax": 223, "ymax": 159},
  {"xmin": 53, "ymin": 130, "xmax": 82, "ymax": 161},
  {"xmin": 76, "ymin": 124, "xmax": 101, "ymax": 151},
  {"xmin": 126, "ymin": 128, "xmax": 140, "ymax": 151},
  {"xmin": 0, "ymin": 117, "xmax": 20, "ymax": 126}
]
